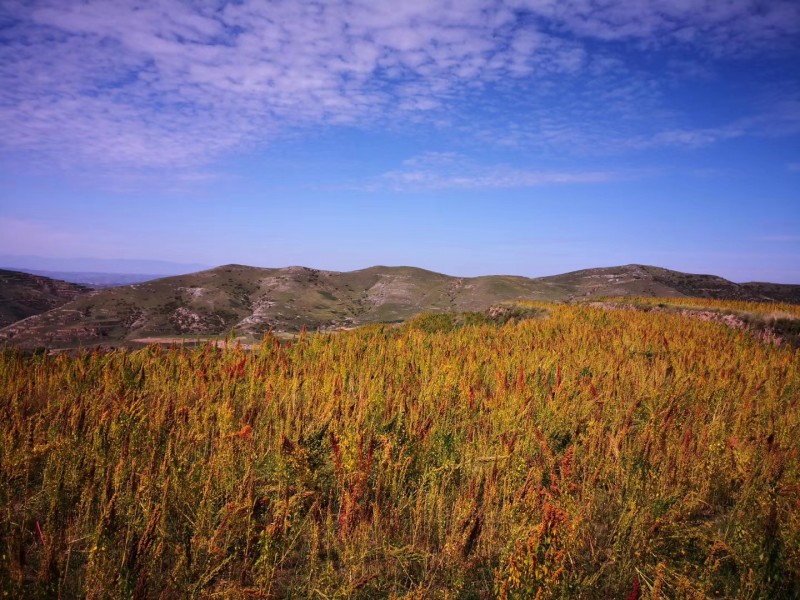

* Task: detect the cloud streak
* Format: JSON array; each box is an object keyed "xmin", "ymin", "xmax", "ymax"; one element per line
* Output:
[
  {"xmin": 352, "ymin": 153, "xmax": 619, "ymax": 191},
  {"xmin": 0, "ymin": 0, "xmax": 798, "ymax": 169}
]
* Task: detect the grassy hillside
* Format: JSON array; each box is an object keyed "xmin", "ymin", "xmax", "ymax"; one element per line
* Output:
[
  {"xmin": 0, "ymin": 269, "xmax": 91, "ymax": 328},
  {"xmin": 0, "ymin": 265, "xmax": 554, "ymax": 348},
  {"xmin": 1, "ymin": 263, "xmax": 798, "ymax": 349},
  {"xmin": 1, "ymin": 301, "xmax": 798, "ymax": 598},
  {"xmin": 538, "ymin": 264, "xmax": 800, "ymax": 301}
]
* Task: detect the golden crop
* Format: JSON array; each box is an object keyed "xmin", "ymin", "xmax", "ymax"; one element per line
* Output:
[
  {"xmin": 596, "ymin": 295, "xmax": 800, "ymax": 319},
  {"xmin": 1, "ymin": 302, "xmax": 798, "ymax": 598}
]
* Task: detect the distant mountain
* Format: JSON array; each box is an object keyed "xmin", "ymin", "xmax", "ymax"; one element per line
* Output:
[
  {"xmin": 0, "ymin": 255, "xmax": 209, "ymax": 275},
  {"xmin": 1, "ymin": 263, "xmax": 798, "ymax": 348},
  {"xmin": 0, "ymin": 269, "xmax": 91, "ymax": 329},
  {"xmin": 12, "ymin": 270, "xmax": 165, "ymax": 287}
]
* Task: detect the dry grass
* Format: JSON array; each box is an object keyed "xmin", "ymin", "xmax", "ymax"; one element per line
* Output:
[
  {"xmin": 1, "ymin": 301, "xmax": 798, "ymax": 598},
  {"xmin": 597, "ymin": 295, "xmax": 800, "ymax": 319}
]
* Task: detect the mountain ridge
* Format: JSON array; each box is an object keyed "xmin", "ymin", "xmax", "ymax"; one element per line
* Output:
[
  {"xmin": 1, "ymin": 263, "xmax": 798, "ymax": 348},
  {"xmin": 0, "ymin": 269, "xmax": 92, "ymax": 329}
]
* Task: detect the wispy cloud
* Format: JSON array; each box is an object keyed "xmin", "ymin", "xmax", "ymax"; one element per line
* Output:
[
  {"xmin": 350, "ymin": 153, "xmax": 619, "ymax": 191},
  {"xmin": 0, "ymin": 0, "xmax": 798, "ymax": 170}
]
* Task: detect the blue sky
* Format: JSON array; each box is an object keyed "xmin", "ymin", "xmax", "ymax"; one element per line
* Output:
[{"xmin": 0, "ymin": 0, "xmax": 798, "ymax": 282}]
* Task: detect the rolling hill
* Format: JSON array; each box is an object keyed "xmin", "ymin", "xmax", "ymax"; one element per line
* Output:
[
  {"xmin": 1, "ymin": 263, "xmax": 798, "ymax": 348},
  {"xmin": 0, "ymin": 269, "xmax": 91, "ymax": 329}
]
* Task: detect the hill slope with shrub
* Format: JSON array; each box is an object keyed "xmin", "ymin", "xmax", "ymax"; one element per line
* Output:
[{"xmin": 1, "ymin": 263, "xmax": 798, "ymax": 348}]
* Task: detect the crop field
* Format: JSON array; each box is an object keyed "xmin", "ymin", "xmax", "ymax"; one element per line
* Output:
[{"xmin": 1, "ymin": 301, "xmax": 798, "ymax": 598}]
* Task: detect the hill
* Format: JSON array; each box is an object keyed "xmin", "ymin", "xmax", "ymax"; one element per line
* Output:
[
  {"xmin": 537, "ymin": 264, "xmax": 800, "ymax": 301},
  {"xmin": 0, "ymin": 269, "xmax": 91, "ymax": 328},
  {"xmin": 1, "ymin": 263, "xmax": 798, "ymax": 348}
]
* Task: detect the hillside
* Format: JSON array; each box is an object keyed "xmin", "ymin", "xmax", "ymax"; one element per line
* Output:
[
  {"xmin": 536, "ymin": 264, "xmax": 800, "ymax": 301},
  {"xmin": 1, "ymin": 263, "xmax": 798, "ymax": 348},
  {"xmin": 0, "ymin": 269, "xmax": 91, "ymax": 328}
]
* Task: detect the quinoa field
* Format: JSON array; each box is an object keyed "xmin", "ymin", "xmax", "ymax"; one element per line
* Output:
[{"xmin": 1, "ymin": 302, "xmax": 798, "ymax": 598}]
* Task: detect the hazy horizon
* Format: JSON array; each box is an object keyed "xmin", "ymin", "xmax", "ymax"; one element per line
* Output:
[{"xmin": 1, "ymin": 1, "xmax": 798, "ymax": 283}]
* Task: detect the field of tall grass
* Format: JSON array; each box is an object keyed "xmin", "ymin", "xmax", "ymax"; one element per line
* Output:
[{"xmin": 1, "ymin": 302, "xmax": 798, "ymax": 598}]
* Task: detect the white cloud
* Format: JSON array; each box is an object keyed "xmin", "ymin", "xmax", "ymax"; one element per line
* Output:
[
  {"xmin": 510, "ymin": 0, "xmax": 800, "ymax": 54},
  {"xmin": 0, "ymin": 0, "xmax": 797, "ymax": 169}
]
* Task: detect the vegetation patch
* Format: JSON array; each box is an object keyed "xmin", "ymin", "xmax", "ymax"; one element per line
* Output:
[
  {"xmin": 406, "ymin": 304, "xmax": 548, "ymax": 334},
  {"xmin": 589, "ymin": 297, "xmax": 800, "ymax": 348},
  {"xmin": 1, "ymin": 301, "xmax": 798, "ymax": 597}
]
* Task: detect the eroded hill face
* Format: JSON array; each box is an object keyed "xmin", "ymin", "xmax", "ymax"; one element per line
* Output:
[
  {"xmin": 1, "ymin": 263, "xmax": 798, "ymax": 348},
  {"xmin": 0, "ymin": 269, "xmax": 91, "ymax": 329},
  {"xmin": 0, "ymin": 265, "xmax": 552, "ymax": 347}
]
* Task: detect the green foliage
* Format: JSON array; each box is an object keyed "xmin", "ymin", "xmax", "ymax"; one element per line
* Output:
[
  {"xmin": 405, "ymin": 306, "xmax": 546, "ymax": 334},
  {"xmin": 405, "ymin": 312, "xmax": 457, "ymax": 333}
]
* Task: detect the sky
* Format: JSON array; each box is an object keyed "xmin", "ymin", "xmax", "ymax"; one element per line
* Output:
[{"xmin": 0, "ymin": 0, "xmax": 798, "ymax": 282}]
